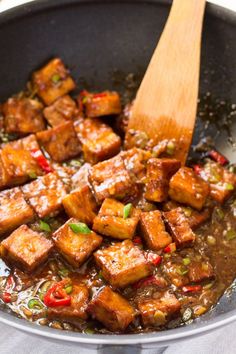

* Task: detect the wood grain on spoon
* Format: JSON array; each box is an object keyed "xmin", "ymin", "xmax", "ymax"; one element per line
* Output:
[{"xmin": 127, "ymin": 0, "xmax": 206, "ymax": 164}]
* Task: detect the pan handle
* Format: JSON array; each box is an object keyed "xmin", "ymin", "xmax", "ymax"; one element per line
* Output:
[{"xmin": 98, "ymin": 345, "xmax": 167, "ymax": 354}]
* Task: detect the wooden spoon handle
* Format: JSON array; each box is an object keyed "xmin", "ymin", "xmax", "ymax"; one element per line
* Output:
[{"xmin": 128, "ymin": 0, "xmax": 206, "ymax": 163}]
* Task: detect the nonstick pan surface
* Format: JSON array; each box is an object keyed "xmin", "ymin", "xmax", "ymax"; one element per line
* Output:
[{"xmin": 0, "ymin": 0, "xmax": 235, "ymax": 352}]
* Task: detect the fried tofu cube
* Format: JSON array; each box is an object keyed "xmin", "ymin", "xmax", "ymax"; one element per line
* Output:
[
  {"xmin": 163, "ymin": 201, "xmax": 210, "ymax": 230},
  {"xmin": 0, "ymin": 225, "xmax": 53, "ymax": 272},
  {"xmin": 0, "ymin": 135, "xmax": 44, "ymax": 187},
  {"xmin": 22, "ymin": 172, "xmax": 67, "ymax": 218},
  {"xmin": 163, "ymin": 208, "xmax": 196, "ymax": 247},
  {"xmin": 140, "ymin": 211, "xmax": 172, "ymax": 250},
  {"xmin": 0, "ymin": 187, "xmax": 34, "ymax": 236},
  {"xmin": 89, "ymin": 155, "xmax": 133, "ymax": 202},
  {"xmin": 3, "ymin": 97, "xmax": 45, "ymax": 134},
  {"xmin": 169, "ymin": 167, "xmax": 209, "ymax": 210},
  {"xmin": 199, "ymin": 161, "xmax": 236, "ymax": 203},
  {"xmin": 32, "ymin": 58, "xmax": 76, "ymax": 105},
  {"xmin": 87, "ymin": 286, "xmax": 135, "ymax": 331},
  {"xmin": 71, "ymin": 163, "xmax": 91, "ymax": 190},
  {"xmin": 121, "ymin": 148, "xmax": 151, "ymax": 183},
  {"xmin": 138, "ymin": 292, "xmax": 181, "ymax": 327},
  {"xmin": 36, "ymin": 121, "xmax": 81, "ymax": 162},
  {"xmin": 63, "ymin": 185, "xmax": 97, "ymax": 225},
  {"xmin": 74, "ymin": 118, "xmax": 121, "ymax": 164},
  {"xmin": 47, "ymin": 283, "xmax": 89, "ymax": 322},
  {"xmin": 188, "ymin": 261, "xmax": 214, "ymax": 283},
  {"xmin": 144, "ymin": 158, "xmax": 181, "ymax": 202},
  {"xmin": 83, "ymin": 91, "xmax": 121, "ymax": 118},
  {"xmin": 52, "ymin": 218, "xmax": 102, "ymax": 267},
  {"xmin": 43, "ymin": 95, "xmax": 78, "ymax": 127},
  {"xmin": 163, "ymin": 260, "xmax": 190, "ymax": 287},
  {"xmin": 93, "ymin": 198, "xmax": 140, "ymax": 240},
  {"xmin": 94, "ymin": 240, "xmax": 151, "ymax": 288}
]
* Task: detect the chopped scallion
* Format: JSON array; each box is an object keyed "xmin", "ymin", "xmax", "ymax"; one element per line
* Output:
[
  {"xmin": 69, "ymin": 222, "xmax": 91, "ymax": 234},
  {"xmin": 58, "ymin": 269, "xmax": 69, "ymax": 278},
  {"xmin": 65, "ymin": 285, "xmax": 73, "ymax": 294},
  {"xmin": 28, "ymin": 171, "xmax": 37, "ymax": 179},
  {"xmin": 226, "ymin": 229, "xmax": 236, "ymax": 241},
  {"xmin": 51, "ymin": 74, "xmax": 61, "ymax": 84},
  {"xmin": 39, "ymin": 220, "xmax": 51, "ymax": 232},
  {"xmin": 166, "ymin": 141, "xmax": 175, "ymax": 156},
  {"xmin": 177, "ymin": 266, "xmax": 189, "ymax": 276},
  {"xmin": 123, "ymin": 203, "xmax": 132, "ymax": 219},
  {"xmin": 224, "ymin": 183, "xmax": 234, "ymax": 191},
  {"xmin": 182, "ymin": 258, "xmax": 191, "ymax": 266},
  {"xmin": 28, "ymin": 298, "xmax": 44, "ymax": 310}
]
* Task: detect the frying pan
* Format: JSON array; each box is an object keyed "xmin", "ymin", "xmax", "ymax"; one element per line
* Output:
[{"xmin": 0, "ymin": 0, "xmax": 236, "ymax": 353}]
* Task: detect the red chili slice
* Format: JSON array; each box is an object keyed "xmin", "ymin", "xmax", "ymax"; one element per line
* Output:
[
  {"xmin": 193, "ymin": 164, "xmax": 203, "ymax": 175},
  {"xmin": 182, "ymin": 285, "xmax": 202, "ymax": 293},
  {"xmin": 208, "ymin": 150, "xmax": 229, "ymax": 166},
  {"xmin": 43, "ymin": 279, "xmax": 71, "ymax": 307},
  {"xmin": 133, "ymin": 236, "xmax": 142, "ymax": 245},
  {"xmin": 92, "ymin": 92, "xmax": 107, "ymax": 99},
  {"xmin": 163, "ymin": 243, "xmax": 176, "ymax": 253},
  {"xmin": 146, "ymin": 252, "xmax": 162, "ymax": 266},
  {"xmin": 30, "ymin": 149, "xmax": 53, "ymax": 174},
  {"xmin": 1, "ymin": 275, "xmax": 15, "ymax": 303}
]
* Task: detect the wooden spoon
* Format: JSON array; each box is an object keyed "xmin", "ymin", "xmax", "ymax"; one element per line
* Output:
[{"xmin": 127, "ymin": 0, "xmax": 206, "ymax": 164}]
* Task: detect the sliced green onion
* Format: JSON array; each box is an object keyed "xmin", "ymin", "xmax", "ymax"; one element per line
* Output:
[
  {"xmin": 82, "ymin": 96, "xmax": 88, "ymax": 104},
  {"xmin": 58, "ymin": 269, "xmax": 69, "ymax": 278},
  {"xmin": 166, "ymin": 141, "xmax": 175, "ymax": 156},
  {"xmin": 226, "ymin": 229, "xmax": 236, "ymax": 241},
  {"xmin": 69, "ymin": 160, "xmax": 81, "ymax": 167},
  {"xmin": 177, "ymin": 266, "xmax": 189, "ymax": 276},
  {"xmin": 182, "ymin": 308, "xmax": 192, "ymax": 322},
  {"xmin": 97, "ymin": 271, "xmax": 104, "ymax": 280},
  {"xmin": 182, "ymin": 207, "xmax": 193, "ymax": 218},
  {"xmin": 203, "ymin": 282, "xmax": 214, "ymax": 290},
  {"xmin": 28, "ymin": 298, "xmax": 44, "ymax": 310},
  {"xmin": 207, "ymin": 235, "xmax": 216, "ymax": 246},
  {"xmin": 39, "ymin": 220, "xmax": 51, "ymax": 232},
  {"xmin": 65, "ymin": 285, "xmax": 73, "ymax": 294},
  {"xmin": 215, "ymin": 208, "xmax": 224, "ymax": 220},
  {"xmin": 224, "ymin": 183, "xmax": 234, "ymax": 191},
  {"xmin": 28, "ymin": 171, "xmax": 37, "ymax": 179},
  {"xmin": 123, "ymin": 203, "xmax": 132, "ymax": 219},
  {"xmin": 182, "ymin": 258, "xmax": 191, "ymax": 266},
  {"xmin": 69, "ymin": 222, "xmax": 91, "ymax": 234},
  {"xmin": 84, "ymin": 327, "xmax": 95, "ymax": 334},
  {"xmin": 51, "ymin": 74, "xmax": 61, "ymax": 84}
]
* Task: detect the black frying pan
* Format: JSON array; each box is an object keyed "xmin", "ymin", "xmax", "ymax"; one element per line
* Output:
[{"xmin": 0, "ymin": 1, "xmax": 236, "ymax": 353}]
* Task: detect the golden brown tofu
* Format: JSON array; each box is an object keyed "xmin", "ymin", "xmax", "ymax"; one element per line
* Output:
[
  {"xmin": 3, "ymin": 97, "xmax": 45, "ymax": 134},
  {"xmin": 74, "ymin": 118, "xmax": 121, "ymax": 164},
  {"xmin": 43, "ymin": 95, "xmax": 78, "ymax": 127},
  {"xmin": 63, "ymin": 185, "xmax": 97, "ymax": 225},
  {"xmin": 0, "ymin": 187, "xmax": 34, "ymax": 236},
  {"xmin": 188, "ymin": 261, "xmax": 214, "ymax": 283},
  {"xmin": 0, "ymin": 135, "xmax": 44, "ymax": 188},
  {"xmin": 89, "ymin": 155, "xmax": 133, "ymax": 202},
  {"xmin": 47, "ymin": 283, "xmax": 89, "ymax": 322},
  {"xmin": 163, "ymin": 208, "xmax": 196, "ymax": 247},
  {"xmin": 71, "ymin": 163, "xmax": 91, "ymax": 191},
  {"xmin": 169, "ymin": 167, "xmax": 210, "ymax": 210},
  {"xmin": 93, "ymin": 198, "xmax": 140, "ymax": 240},
  {"xmin": 199, "ymin": 161, "xmax": 236, "ymax": 203},
  {"xmin": 32, "ymin": 58, "xmax": 76, "ymax": 105},
  {"xmin": 121, "ymin": 148, "xmax": 151, "ymax": 183},
  {"xmin": 144, "ymin": 158, "xmax": 181, "ymax": 202},
  {"xmin": 140, "ymin": 211, "xmax": 172, "ymax": 250},
  {"xmin": 83, "ymin": 91, "xmax": 121, "ymax": 118},
  {"xmin": 163, "ymin": 260, "xmax": 190, "ymax": 287},
  {"xmin": 163, "ymin": 200, "xmax": 210, "ymax": 230},
  {"xmin": 138, "ymin": 292, "xmax": 180, "ymax": 327},
  {"xmin": 22, "ymin": 172, "xmax": 67, "ymax": 218},
  {"xmin": 94, "ymin": 240, "xmax": 152, "ymax": 288},
  {"xmin": 52, "ymin": 218, "xmax": 102, "ymax": 267},
  {"xmin": 87, "ymin": 286, "xmax": 135, "ymax": 331},
  {"xmin": 36, "ymin": 121, "xmax": 81, "ymax": 162},
  {"xmin": 0, "ymin": 225, "xmax": 53, "ymax": 272}
]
